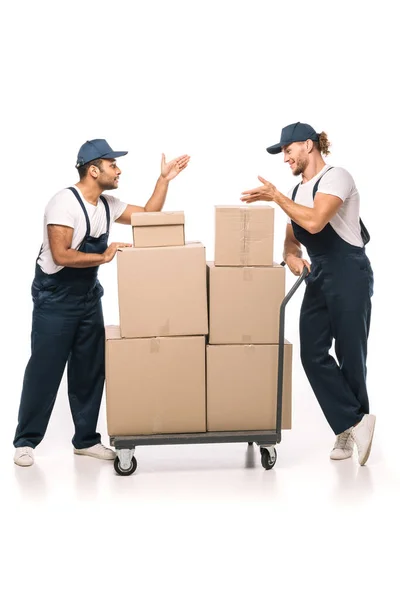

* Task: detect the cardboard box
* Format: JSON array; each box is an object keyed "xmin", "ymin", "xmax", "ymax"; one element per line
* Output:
[
  {"xmin": 131, "ymin": 211, "xmax": 185, "ymax": 248},
  {"xmin": 214, "ymin": 205, "xmax": 274, "ymax": 266},
  {"xmin": 117, "ymin": 242, "xmax": 208, "ymax": 338},
  {"xmin": 105, "ymin": 327, "xmax": 206, "ymax": 435},
  {"xmin": 207, "ymin": 262, "xmax": 285, "ymax": 344},
  {"xmin": 206, "ymin": 342, "xmax": 292, "ymax": 431}
]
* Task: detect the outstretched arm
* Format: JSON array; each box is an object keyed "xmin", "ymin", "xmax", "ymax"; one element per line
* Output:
[
  {"xmin": 116, "ymin": 153, "xmax": 190, "ymax": 224},
  {"xmin": 241, "ymin": 176, "xmax": 342, "ymax": 234}
]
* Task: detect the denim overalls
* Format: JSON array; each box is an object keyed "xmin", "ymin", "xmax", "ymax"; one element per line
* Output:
[
  {"xmin": 292, "ymin": 169, "xmax": 374, "ymax": 434},
  {"xmin": 14, "ymin": 188, "xmax": 110, "ymax": 449}
]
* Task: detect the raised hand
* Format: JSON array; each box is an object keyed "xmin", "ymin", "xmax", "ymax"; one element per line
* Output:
[
  {"xmin": 161, "ymin": 153, "xmax": 190, "ymax": 181},
  {"xmin": 241, "ymin": 175, "xmax": 277, "ymax": 203}
]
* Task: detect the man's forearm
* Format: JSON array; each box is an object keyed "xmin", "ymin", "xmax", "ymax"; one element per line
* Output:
[
  {"xmin": 283, "ymin": 239, "xmax": 302, "ymax": 262},
  {"xmin": 53, "ymin": 249, "xmax": 106, "ymax": 268},
  {"xmin": 144, "ymin": 176, "xmax": 169, "ymax": 212},
  {"xmin": 273, "ymin": 191, "xmax": 319, "ymax": 233}
]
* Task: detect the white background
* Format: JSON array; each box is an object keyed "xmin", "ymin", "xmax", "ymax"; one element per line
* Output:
[{"xmin": 1, "ymin": 1, "xmax": 399, "ymax": 598}]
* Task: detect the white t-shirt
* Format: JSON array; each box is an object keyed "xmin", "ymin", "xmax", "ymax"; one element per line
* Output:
[
  {"xmin": 37, "ymin": 185, "xmax": 127, "ymax": 274},
  {"xmin": 287, "ymin": 164, "xmax": 363, "ymax": 247}
]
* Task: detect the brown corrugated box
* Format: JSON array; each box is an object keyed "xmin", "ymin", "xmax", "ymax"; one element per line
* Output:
[
  {"xmin": 214, "ymin": 205, "xmax": 274, "ymax": 266},
  {"xmin": 117, "ymin": 242, "xmax": 208, "ymax": 339},
  {"xmin": 207, "ymin": 262, "xmax": 285, "ymax": 344},
  {"xmin": 206, "ymin": 342, "xmax": 292, "ymax": 431},
  {"xmin": 131, "ymin": 211, "xmax": 185, "ymax": 248},
  {"xmin": 105, "ymin": 327, "xmax": 206, "ymax": 435}
]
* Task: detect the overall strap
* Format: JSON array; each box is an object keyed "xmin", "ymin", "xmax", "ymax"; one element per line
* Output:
[
  {"xmin": 291, "ymin": 167, "xmax": 334, "ymax": 202},
  {"xmin": 292, "ymin": 167, "xmax": 333, "ymax": 202},
  {"xmin": 99, "ymin": 195, "xmax": 111, "ymax": 235},
  {"xmin": 312, "ymin": 166, "xmax": 335, "ymax": 199},
  {"xmin": 67, "ymin": 187, "xmax": 91, "ymax": 238},
  {"xmin": 291, "ymin": 183, "xmax": 300, "ymax": 201}
]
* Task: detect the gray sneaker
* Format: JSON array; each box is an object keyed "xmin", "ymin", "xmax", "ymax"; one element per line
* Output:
[
  {"xmin": 350, "ymin": 414, "xmax": 376, "ymax": 466},
  {"xmin": 14, "ymin": 447, "xmax": 34, "ymax": 467},
  {"xmin": 74, "ymin": 443, "xmax": 116, "ymax": 460},
  {"xmin": 330, "ymin": 430, "xmax": 354, "ymax": 460}
]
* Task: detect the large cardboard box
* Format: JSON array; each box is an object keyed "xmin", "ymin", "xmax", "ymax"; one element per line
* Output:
[
  {"xmin": 207, "ymin": 262, "xmax": 285, "ymax": 344},
  {"xmin": 214, "ymin": 205, "xmax": 274, "ymax": 266},
  {"xmin": 105, "ymin": 327, "xmax": 206, "ymax": 435},
  {"xmin": 131, "ymin": 211, "xmax": 185, "ymax": 248},
  {"xmin": 117, "ymin": 242, "xmax": 208, "ymax": 338},
  {"xmin": 206, "ymin": 342, "xmax": 292, "ymax": 431}
]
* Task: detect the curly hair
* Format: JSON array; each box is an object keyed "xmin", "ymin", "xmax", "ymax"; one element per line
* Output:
[{"xmin": 315, "ymin": 131, "xmax": 331, "ymax": 156}]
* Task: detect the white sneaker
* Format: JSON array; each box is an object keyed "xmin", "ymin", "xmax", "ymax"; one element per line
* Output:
[
  {"xmin": 14, "ymin": 447, "xmax": 34, "ymax": 467},
  {"xmin": 74, "ymin": 443, "xmax": 116, "ymax": 460},
  {"xmin": 330, "ymin": 430, "xmax": 354, "ymax": 460},
  {"xmin": 350, "ymin": 414, "xmax": 376, "ymax": 466}
]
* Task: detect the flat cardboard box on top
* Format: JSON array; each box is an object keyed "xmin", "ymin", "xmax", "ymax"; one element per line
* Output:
[
  {"xmin": 105, "ymin": 327, "xmax": 206, "ymax": 436},
  {"xmin": 131, "ymin": 211, "xmax": 185, "ymax": 248},
  {"xmin": 214, "ymin": 205, "xmax": 274, "ymax": 266},
  {"xmin": 207, "ymin": 262, "xmax": 285, "ymax": 344},
  {"xmin": 206, "ymin": 342, "xmax": 292, "ymax": 431},
  {"xmin": 117, "ymin": 242, "xmax": 208, "ymax": 339}
]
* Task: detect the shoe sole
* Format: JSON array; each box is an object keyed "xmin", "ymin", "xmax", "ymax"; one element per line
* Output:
[
  {"xmin": 359, "ymin": 415, "xmax": 376, "ymax": 466},
  {"xmin": 330, "ymin": 453, "xmax": 353, "ymax": 460},
  {"xmin": 14, "ymin": 460, "xmax": 34, "ymax": 467},
  {"xmin": 73, "ymin": 449, "xmax": 115, "ymax": 460}
]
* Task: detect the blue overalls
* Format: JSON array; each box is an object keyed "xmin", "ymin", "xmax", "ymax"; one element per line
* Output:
[
  {"xmin": 292, "ymin": 170, "xmax": 374, "ymax": 435},
  {"xmin": 14, "ymin": 188, "xmax": 110, "ymax": 449}
]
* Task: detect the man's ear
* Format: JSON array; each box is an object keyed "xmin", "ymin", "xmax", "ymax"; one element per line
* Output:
[
  {"xmin": 306, "ymin": 139, "xmax": 314, "ymax": 153},
  {"xmin": 89, "ymin": 165, "xmax": 99, "ymax": 178}
]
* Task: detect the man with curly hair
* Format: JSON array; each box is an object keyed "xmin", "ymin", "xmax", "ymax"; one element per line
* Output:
[{"xmin": 241, "ymin": 122, "xmax": 375, "ymax": 466}]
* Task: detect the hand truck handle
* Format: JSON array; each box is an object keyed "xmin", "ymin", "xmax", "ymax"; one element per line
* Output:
[{"xmin": 275, "ymin": 262, "xmax": 309, "ymax": 442}]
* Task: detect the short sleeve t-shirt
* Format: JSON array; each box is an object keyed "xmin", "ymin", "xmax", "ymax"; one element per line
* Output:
[
  {"xmin": 287, "ymin": 164, "xmax": 363, "ymax": 247},
  {"xmin": 37, "ymin": 185, "xmax": 127, "ymax": 274}
]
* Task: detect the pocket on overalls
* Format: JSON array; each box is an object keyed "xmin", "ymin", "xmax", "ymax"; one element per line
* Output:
[
  {"xmin": 31, "ymin": 280, "xmax": 60, "ymax": 308},
  {"xmin": 344, "ymin": 254, "xmax": 374, "ymax": 297}
]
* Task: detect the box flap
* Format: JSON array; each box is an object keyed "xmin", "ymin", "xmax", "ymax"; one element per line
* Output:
[
  {"xmin": 118, "ymin": 241, "xmax": 204, "ymax": 254},
  {"xmin": 215, "ymin": 205, "xmax": 274, "ymax": 212},
  {"xmin": 131, "ymin": 211, "xmax": 185, "ymax": 227}
]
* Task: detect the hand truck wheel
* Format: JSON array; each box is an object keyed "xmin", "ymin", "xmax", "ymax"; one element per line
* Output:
[
  {"xmin": 114, "ymin": 455, "xmax": 137, "ymax": 476},
  {"xmin": 260, "ymin": 447, "xmax": 277, "ymax": 470}
]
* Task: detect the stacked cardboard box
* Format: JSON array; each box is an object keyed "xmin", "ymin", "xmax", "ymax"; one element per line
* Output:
[
  {"xmin": 207, "ymin": 205, "xmax": 292, "ymax": 431},
  {"xmin": 105, "ymin": 212, "xmax": 208, "ymax": 436},
  {"xmin": 105, "ymin": 205, "xmax": 293, "ymax": 438}
]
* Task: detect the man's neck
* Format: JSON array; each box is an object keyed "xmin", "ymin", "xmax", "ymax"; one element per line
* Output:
[
  {"xmin": 301, "ymin": 155, "xmax": 327, "ymax": 184},
  {"xmin": 75, "ymin": 181, "xmax": 102, "ymax": 206}
]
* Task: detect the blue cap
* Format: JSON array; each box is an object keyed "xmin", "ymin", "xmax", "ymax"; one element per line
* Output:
[
  {"xmin": 75, "ymin": 139, "xmax": 128, "ymax": 168},
  {"xmin": 266, "ymin": 122, "xmax": 320, "ymax": 155}
]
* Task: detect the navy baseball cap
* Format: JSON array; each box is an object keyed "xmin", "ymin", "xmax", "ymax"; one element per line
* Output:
[
  {"xmin": 75, "ymin": 139, "xmax": 128, "ymax": 168},
  {"xmin": 266, "ymin": 122, "xmax": 320, "ymax": 155}
]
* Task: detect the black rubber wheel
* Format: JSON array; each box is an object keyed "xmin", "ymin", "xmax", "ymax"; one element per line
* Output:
[
  {"xmin": 260, "ymin": 448, "xmax": 277, "ymax": 470},
  {"xmin": 114, "ymin": 455, "xmax": 137, "ymax": 476}
]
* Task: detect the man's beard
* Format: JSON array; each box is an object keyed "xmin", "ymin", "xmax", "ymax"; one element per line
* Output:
[
  {"xmin": 292, "ymin": 157, "xmax": 308, "ymax": 176},
  {"xmin": 101, "ymin": 178, "xmax": 119, "ymax": 191}
]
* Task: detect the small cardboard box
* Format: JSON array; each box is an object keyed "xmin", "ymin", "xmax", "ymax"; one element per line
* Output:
[
  {"xmin": 214, "ymin": 205, "xmax": 274, "ymax": 266},
  {"xmin": 131, "ymin": 211, "xmax": 185, "ymax": 248}
]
